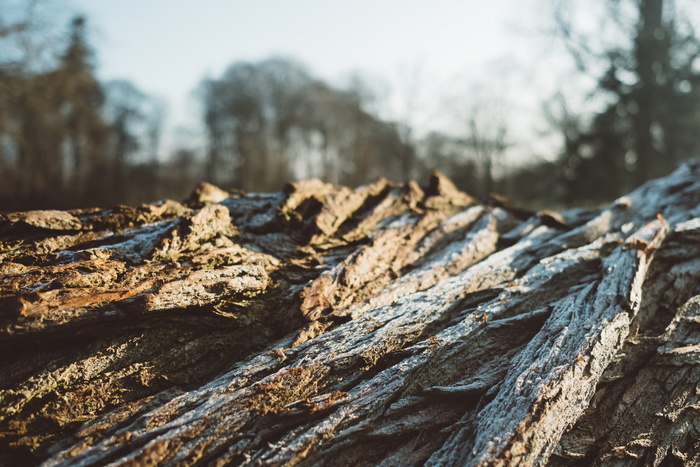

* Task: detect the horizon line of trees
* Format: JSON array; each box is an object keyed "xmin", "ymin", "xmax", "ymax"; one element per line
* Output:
[{"xmin": 1, "ymin": 0, "xmax": 699, "ymax": 212}]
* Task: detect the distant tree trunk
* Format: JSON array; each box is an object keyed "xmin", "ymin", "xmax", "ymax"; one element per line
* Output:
[
  {"xmin": 1, "ymin": 162, "xmax": 699, "ymax": 466},
  {"xmin": 633, "ymin": 0, "xmax": 665, "ymax": 185}
]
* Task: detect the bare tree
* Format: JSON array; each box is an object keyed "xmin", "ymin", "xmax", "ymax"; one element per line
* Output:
[
  {"xmin": 103, "ymin": 80, "xmax": 166, "ymax": 204},
  {"xmin": 200, "ymin": 58, "xmax": 416, "ymax": 192},
  {"xmin": 447, "ymin": 80, "xmax": 512, "ymax": 197}
]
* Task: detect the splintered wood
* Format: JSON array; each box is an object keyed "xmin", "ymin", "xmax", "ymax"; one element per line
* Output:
[{"xmin": 1, "ymin": 164, "xmax": 699, "ymax": 466}]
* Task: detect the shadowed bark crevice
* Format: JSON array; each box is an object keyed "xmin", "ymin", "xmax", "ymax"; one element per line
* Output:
[{"xmin": 1, "ymin": 163, "xmax": 699, "ymax": 466}]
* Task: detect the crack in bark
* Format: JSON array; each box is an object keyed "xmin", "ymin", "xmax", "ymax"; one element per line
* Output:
[{"xmin": 0, "ymin": 163, "xmax": 699, "ymax": 465}]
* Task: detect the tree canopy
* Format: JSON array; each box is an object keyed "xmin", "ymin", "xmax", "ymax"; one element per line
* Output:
[
  {"xmin": 553, "ymin": 0, "xmax": 700, "ymax": 203},
  {"xmin": 1, "ymin": 0, "xmax": 699, "ymax": 211}
]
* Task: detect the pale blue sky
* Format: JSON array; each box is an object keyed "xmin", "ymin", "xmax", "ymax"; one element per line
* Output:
[
  {"xmin": 67, "ymin": 4, "xmax": 542, "ymax": 111},
  {"xmin": 70, "ymin": 1, "xmax": 535, "ymax": 84},
  {"xmin": 59, "ymin": 0, "xmax": 574, "ymax": 160},
  {"xmin": 11, "ymin": 1, "xmax": 700, "ymax": 163}
]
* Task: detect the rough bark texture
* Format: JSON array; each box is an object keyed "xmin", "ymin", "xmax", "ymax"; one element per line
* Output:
[{"xmin": 1, "ymin": 163, "xmax": 699, "ymax": 466}]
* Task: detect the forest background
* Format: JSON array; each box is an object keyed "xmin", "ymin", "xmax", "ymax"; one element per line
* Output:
[{"xmin": 1, "ymin": 0, "xmax": 700, "ymax": 211}]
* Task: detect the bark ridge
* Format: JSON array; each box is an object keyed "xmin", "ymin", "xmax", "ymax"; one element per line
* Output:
[{"xmin": 1, "ymin": 165, "xmax": 699, "ymax": 466}]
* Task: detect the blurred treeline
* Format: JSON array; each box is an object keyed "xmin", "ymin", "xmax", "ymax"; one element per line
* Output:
[{"xmin": 1, "ymin": 0, "xmax": 699, "ymax": 211}]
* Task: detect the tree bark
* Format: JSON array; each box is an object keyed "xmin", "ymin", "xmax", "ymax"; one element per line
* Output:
[{"xmin": 1, "ymin": 164, "xmax": 699, "ymax": 466}]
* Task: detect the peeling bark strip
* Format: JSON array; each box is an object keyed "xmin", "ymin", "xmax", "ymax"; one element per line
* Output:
[{"xmin": 1, "ymin": 164, "xmax": 699, "ymax": 466}]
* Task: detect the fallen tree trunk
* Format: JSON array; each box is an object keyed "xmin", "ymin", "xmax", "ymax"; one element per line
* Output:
[{"xmin": 1, "ymin": 163, "xmax": 699, "ymax": 466}]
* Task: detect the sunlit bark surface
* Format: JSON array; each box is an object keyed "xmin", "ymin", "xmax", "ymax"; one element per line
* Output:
[{"xmin": 1, "ymin": 163, "xmax": 699, "ymax": 466}]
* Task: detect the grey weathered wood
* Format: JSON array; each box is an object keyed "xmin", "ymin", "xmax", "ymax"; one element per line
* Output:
[{"xmin": 1, "ymin": 164, "xmax": 699, "ymax": 466}]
